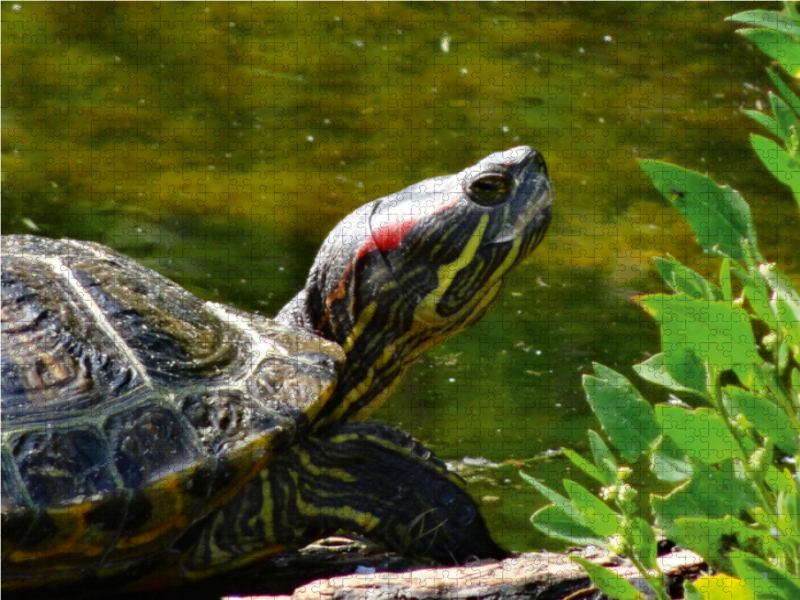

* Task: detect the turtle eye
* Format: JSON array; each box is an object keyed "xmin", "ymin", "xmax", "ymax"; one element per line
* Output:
[{"xmin": 467, "ymin": 174, "xmax": 513, "ymax": 207}]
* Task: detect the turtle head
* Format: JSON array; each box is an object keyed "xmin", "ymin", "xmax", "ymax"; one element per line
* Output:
[{"xmin": 278, "ymin": 146, "xmax": 553, "ymax": 425}]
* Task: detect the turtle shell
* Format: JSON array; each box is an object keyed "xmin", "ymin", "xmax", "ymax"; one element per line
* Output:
[{"xmin": 1, "ymin": 234, "xmax": 344, "ymax": 585}]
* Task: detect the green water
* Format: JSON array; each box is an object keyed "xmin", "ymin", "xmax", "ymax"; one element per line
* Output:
[{"xmin": 3, "ymin": 1, "xmax": 797, "ymax": 553}]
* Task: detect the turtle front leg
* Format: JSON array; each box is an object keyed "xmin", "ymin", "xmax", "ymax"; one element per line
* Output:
[
  {"xmin": 177, "ymin": 423, "xmax": 507, "ymax": 579},
  {"xmin": 277, "ymin": 422, "xmax": 509, "ymax": 564}
]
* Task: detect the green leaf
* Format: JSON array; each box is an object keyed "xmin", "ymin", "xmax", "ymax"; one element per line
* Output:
[
  {"xmin": 583, "ymin": 366, "xmax": 661, "ymax": 462},
  {"xmin": 741, "ymin": 109, "xmax": 782, "ymax": 140},
  {"xmin": 634, "ymin": 352, "xmax": 705, "ymax": 395},
  {"xmin": 639, "ymin": 160, "xmax": 758, "ymax": 260},
  {"xmin": 775, "ymin": 293, "xmax": 800, "ymax": 360},
  {"xmin": 740, "ymin": 268, "xmax": 779, "ymax": 329},
  {"xmin": 737, "ymin": 28, "xmax": 800, "ymax": 78},
  {"xmin": 562, "ymin": 448, "xmax": 608, "ymax": 486},
  {"xmin": 750, "ymin": 134, "xmax": 800, "ymax": 206},
  {"xmin": 730, "ymin": 550, "xmax": 800, "ymax": 600},
  {"xmin": 592, "ymin": 362, "xmax": 634, "ymax": 387},
  {"xmin": 759, "ymin": 263, "xmax": 800, "ymax": 307},
  {"xmin": 625, "ymin": 517, "xmax": 658, "ymax": 571},
  {"xmin": 588, "ymin": 429, "xmax": 618, "ymax": 485},
  {"xmin": 563, "ymin": 479, "xmax": 621, "ymax": 537},
  {"xmin": 655, "ymin": 405, "xmax": 741, "ymax": 464},
  {"xmin": 530, "ymin": 505, "xmax": 606, "ymax": 546},
  {"xmin": 759, "ymin": 263, "xmax": 800, "ymax": 359},
  {"xmin": 519, "ymin": 471, "xmax": 585, "ymax": 525},
  {"xmin": 675, "ymin": 517, "xmax": 731, "ymax": 572},
  {"xmin": 720, "ymin": 258, "xmax": 732, "ymax": 302},
  {"xmin": 669, "ymin": 346, "xmax": 708, "ymax": 394},
  {"xmin": 691, "ymin": 574, "xmax": 757, "ymax": 600},
  {"xmin": 675, "ymin": 516, "xmax": 779, "ymax": 574},
  {"xmin": 723, "ymin": 387, "xmax": 800, "ymax": 454},
  {"xmin": 727, "ymin": 9, "xmax": 800, "ymax": 37},
  {"xmin": 652, "ymin": 460, "xmax": 759, "ymax": 539},
  {"xmin": 653, "ymin": 255, "xmax": 724, "ymax": 301},
  {"xmin": 752, "ymin": 491, "xmax": 800, "ymax": 559},
  {"xmin": 569, "ymin": 556, "xmax": 644, "ymax": 600},
  {"xmin": 651, "ymin": 435, "xmax": 694, "ymax": 483},
  {"xmin": 765, "ymin": 465, "xmax": 796, "ymax": 497},
  {"xmin": 683, "ymin": 579, "xmax": 705, "ymax": 600},
  {"xmin": 770, "ymin": 92, "xmax": 799, "ymax": 143},
  {"xmin": 766, "ymin": 69, "xmax": 800, "ymax": 118},
  {"xmin": 778, "ymin": 485, "xmax": 800, "ymax": 538},
  {"xmin": 637, "ymin": 293, "xmax": 759, "ymax": 387}
]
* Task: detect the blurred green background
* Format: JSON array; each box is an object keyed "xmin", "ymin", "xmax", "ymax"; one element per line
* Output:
[{"xmin": 3, "ymin": 1, "xmax": 797, "ymax": 552}]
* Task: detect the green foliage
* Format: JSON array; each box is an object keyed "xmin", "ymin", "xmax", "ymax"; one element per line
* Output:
[
  {"xmin": 750, "ymin": 134, "xmax": 800, "ymax": 206},
  {"xmin": 569, "ymin": 556, "xmax": 645, "ymax": 600},
  {"xmin": 638, "ymin": 161, "xmax": 759, "ymax": 261},
  {"xmin": 583, "ymin": 364, "xmax": 660, "ymax": 463},
  {"xmin": 523, "ymin": 4, "xmax": 800, "ymax": 599},
  {"xmin": 637, "ymin": 293, "xmax": 758, "ymax": 387}
]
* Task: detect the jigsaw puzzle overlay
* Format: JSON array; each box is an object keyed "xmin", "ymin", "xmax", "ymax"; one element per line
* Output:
[{"xmin": 2, "ymin": 1, "xmax": 797, "ymax": 597}]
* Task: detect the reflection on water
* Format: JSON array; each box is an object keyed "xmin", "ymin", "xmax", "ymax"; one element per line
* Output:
[{"xmin": 3, "ymin": 1, "xmax": 797, "ymax": 551}]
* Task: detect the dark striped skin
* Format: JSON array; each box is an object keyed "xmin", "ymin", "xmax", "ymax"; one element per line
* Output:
[
  {"xmin": 279, "ymin": 146, "xmax": 552, "ymax": 426},
  {"xmin": 2, "ymin": 146, "xmax": 552, "ymax": 593},
  {"xmin": 177, "ymin": 423, "xmax": 503, "ymax": 582}
]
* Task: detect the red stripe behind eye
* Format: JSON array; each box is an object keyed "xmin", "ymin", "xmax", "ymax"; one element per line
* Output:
[
  {"xmin": 370, "ymin": 218, "xmax": 421, "ymax": 253},
  {"xmin": 325, "ymin": 218, "xmax": 421, "ymax": 324},
  {"xmin": 366, "ymin": 192, "xmax": 461, "ymax": 255}
]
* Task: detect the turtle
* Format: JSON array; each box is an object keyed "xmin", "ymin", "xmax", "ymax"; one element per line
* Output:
[{"xmin": 1, "ymin": 146, "xmax": 553, "ymax": 593}]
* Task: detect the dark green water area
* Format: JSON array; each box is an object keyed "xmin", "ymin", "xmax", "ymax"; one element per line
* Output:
[{"xmin": 3, "ymin": 1, "xmax": 798, "ymax": 553}]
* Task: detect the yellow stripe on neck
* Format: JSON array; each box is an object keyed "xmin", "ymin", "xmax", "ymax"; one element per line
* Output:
[
  {"xmin": 342, "ymin": 300, "xmax": 377, "ymax": 353},
  {"xmin": 415, "ymin": 214, "xmax": 489, "ymax": 323},
  {"xmin": 324, "ymin": 214, "xmax": 530, "ymax": 427}
]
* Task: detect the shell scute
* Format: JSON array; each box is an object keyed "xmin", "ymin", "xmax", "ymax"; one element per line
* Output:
[
  {"xmin": 103, "ymin": 400, "xmax": 206, "ymax": 490},
  {"xmin": 10, "ymin": 427, "xmax": 119, "ymax": 508},
  {"xmin": 1, "ymin": 255, "xmax": 142, "ymax": 420},
  {"xmin": 64, "ymin": 256, "xmax": 247, "ymax": 384},
  {"xmin": 177, "ymin": 388, "xmax": 296, "ymax": 456}
]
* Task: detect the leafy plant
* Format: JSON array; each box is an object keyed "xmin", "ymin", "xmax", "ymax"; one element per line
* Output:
[{"xmin": 523, "ymin": 4, "xmax": 800, "ymax": 599}]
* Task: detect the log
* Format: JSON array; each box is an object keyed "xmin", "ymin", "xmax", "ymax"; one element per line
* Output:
[
  {"xmin": 217, "ymin": 540, "xmax": 706, "ymax": 600},
  {"xmin": 120, "ymin": 538, "xmax": 707, "ymax": 600}
]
